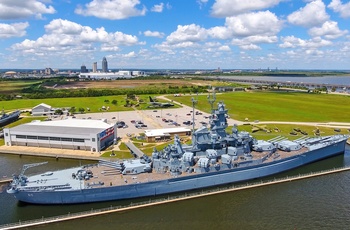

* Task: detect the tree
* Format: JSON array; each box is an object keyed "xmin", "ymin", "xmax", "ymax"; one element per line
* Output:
[
  {"xmin": 78, "ymin": 108, "xmax": 85, "ymax": 114},
  {"xmin": 54, "ymin": 109, "xmax": 63, "ymax": 115},
  {"xmin": 69, "ymin": 107, "xmax": 76, "ymax": 114},
  {"xmin": 111, "ymin": 99, "xmax": 118, "ymax": 105}
]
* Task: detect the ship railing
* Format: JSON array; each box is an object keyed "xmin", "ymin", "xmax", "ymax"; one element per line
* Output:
[
  {"xmin": 274, "ymin": 138, "xmax": 288, "ymax": 144},
  {"xmin": 268, "ymin": 136, "xmax": 283, "ymax": 142},
  {"xmin": 19, "ymin": 183, "xmax": 71, "ymax": 192},
  {"xmin": 294, "ymin": 136, "xmax": 309, "ymax": 142},
  {"xmin": 2, "ymin": 166, "xmax": 350, "ymax": 230}
]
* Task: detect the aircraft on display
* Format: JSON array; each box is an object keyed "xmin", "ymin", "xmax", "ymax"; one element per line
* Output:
[{"xmin": 148, "ymin": 96, "xmax": 174, "ymax": 108}]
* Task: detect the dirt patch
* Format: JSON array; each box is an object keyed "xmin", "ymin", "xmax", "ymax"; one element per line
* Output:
[{"xmin": 53, "ymin": 79, "xmax": 212, "ymax": 89}]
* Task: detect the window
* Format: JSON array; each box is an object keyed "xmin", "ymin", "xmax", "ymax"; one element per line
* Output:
[
  {"xmin": 38, "ymin": 136, "xmax": 49, "ymax": 140},
  {"xmin": 16, "ymin": 135, "xmax": 26, "ymax": 139},
  {"xmin": 73, "ymin": 138, "xmax": 84, "ymax": 143},
  {"xmin": 61, "ymin": 138, "xmax": 73, "ymax": 142},
  {"xmin": 26, "ymin": 136, "xmax": 37, "ymax": 140},
  {"xmin": 5, "ymin": 133, "xmax": 8, "ymax": 136},
  {"xmin": 49, "ymin": 137, "xmax": 60, "ymax": 141},
  {"xmin": 92, "ymin": 138, "xmax": 96, "ymax": 142}
]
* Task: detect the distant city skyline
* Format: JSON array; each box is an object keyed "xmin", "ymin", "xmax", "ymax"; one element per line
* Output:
[{"xmin": 0, "ymin": 1, "xmax": 350, "ymax": 70}]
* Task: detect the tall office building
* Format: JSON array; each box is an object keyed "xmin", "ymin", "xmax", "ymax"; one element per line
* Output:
[
  {"xmin": 80, "ymin": 64, "xmax": 88, "ymax": 73},
  {"xmin": 102, "ymin": 57, "xmax": 108, "ymax": 73},
  {"xmin": 92, "ymin": 62, "xmax": 97, "ymax": 73}
]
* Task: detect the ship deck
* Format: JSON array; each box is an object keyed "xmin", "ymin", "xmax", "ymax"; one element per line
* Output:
[{"xmin": 84, "ymin": 147, "xmax": 307, "ymax": 188}]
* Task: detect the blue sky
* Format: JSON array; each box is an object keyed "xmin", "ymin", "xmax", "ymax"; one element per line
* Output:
[{"xmin": 0, "ymin": 0, "xmax": 350, "ymax": 70}]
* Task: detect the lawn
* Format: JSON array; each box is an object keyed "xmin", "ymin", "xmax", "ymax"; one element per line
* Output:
[
  {"xmin": 0, "ymin": 95, "xmax": 133, "ymax": 112},
  {"xmin": 0, "ymin": 95, "xmax": 181, "ymax": 113},
  {"xmin": 167, "ymin": 91, "xmax": 350, "ymax": 122},
  {"xmin": 236, "ymin": 123, "xmax": 349, "ymax": 141}
]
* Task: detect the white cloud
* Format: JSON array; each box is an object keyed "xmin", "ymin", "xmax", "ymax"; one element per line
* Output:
[
  {"xmin": 206, "ymin": 26, "xmax": 232, "ymax": 40},
  {"xmin": 151, "ymin": 3, "xmax": 164, "ymax": 13},
  {"xmin": 244, "ymin": 35, "xmax": 278, "ymax": 44},
  {"xmin": 101, "ymin": 45, "xmax": 120, "ymax": 52},
  {"xmin": 308, "ymin": 21, "xmax": 348, "ymax": 39},
  {"xmin": 109, "ymin": 31, "xmax": 139, "ymax": 46},
  {"xmin": 328, "ymin": 0, "xmax": 350, "ymax": 18},
  {"xmin": 340, "ymin": 42, "xmax": 350, "ymax": 52},
  {"xmin": 0, "ymin": 22, "xmax": 29, "ymax": 38},
  {"xmin": 166, "ymin": 24, "xmax": 208, "ymax": 45},
  {"xmin": 197, "ymin": 0, "xmax": 208, "ymax": 9},
  {"xmin": 143, "ymin": 30, "xmax": 165, "ymax": 38},
  {"xmin": 279, "ymin": 36, "xmax": 332, "ymax": 48},
  {"xmin": 75, "ymin": 0, "xmax": 146, "ymax": 20},
  {"xmin": 287, "ymin": 0, "xmax": 329, "ymax": 27},
  {"xmin": 11, "ymin": 19, "xmax": 139, "ymax": 53},
  {"xmin": 218, "ymin": 45, "xmax": 231, "ymax": 51},
  {"xmin": 240, "ymin": 44, "xmax": 261, "ymax": 50},
  {"xmin": 305, "ymin": 49, "xmax": 324, "ymax": 56},
  {"xmin": 123, "ymin": 51, "xmax": 137, "ymax": 58},
  {"xmin": 211, "ymin": 0, "xmax": 281, "ymax": 17},
  {"xmin": 0, "ymin": 0, "xmax": 55, "ymax": 20},
  {"xmin": 45, "ymin": 19, "xmax": 83, "ymax": 35},
  {"xmin": 209, "ymin": 11, "xmax": 282, "ymax": 38},
  {"xmin": 79, "ymin": 27, "xmax": 109, "ymax": 43},
  {"xmin": 231, "ymin": 35, "xmax": 277, "ymax": 50}
]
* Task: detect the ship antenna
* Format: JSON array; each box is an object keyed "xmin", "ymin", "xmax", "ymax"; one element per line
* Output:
[
  {"xmin": 191, "ymin": 97, "xmax": 197, "ymax": 147},
  {"xmin": 207, "ymin": 88, "xmax": 216, "ymax": 112}
]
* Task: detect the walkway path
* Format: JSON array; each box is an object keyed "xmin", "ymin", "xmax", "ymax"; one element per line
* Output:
[{"xmin": 124, "ymin": 141, "xmax": 144, "ymax": 158}]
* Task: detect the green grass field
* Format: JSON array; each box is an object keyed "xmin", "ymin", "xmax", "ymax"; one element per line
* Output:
[
  {"xmin": 237, "ymin": 123, "xmax": 349, "ymax": 140},
  {"xmin": 168, "ymin": 91, "xmax": 350, "ymax": 122},
  {"xmin": 0, "ymin": 95, "xmax": 179, "ymax": 113}
]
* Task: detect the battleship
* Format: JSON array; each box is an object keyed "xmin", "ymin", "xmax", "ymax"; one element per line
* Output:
[
  {"xmin": 7, "ymin": 95, "xmax": 349, "ymax": 204},
  {"xmin": 0, "ymin": 110, "xmax": 20, "ymax": 127}
]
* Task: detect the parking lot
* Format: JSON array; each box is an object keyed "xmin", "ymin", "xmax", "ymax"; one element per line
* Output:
[{"xmin": 70, "ymin": 103, "xmax": 237, "ymax": 138}]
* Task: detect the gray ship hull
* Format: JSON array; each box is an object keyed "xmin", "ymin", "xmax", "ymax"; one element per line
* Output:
[{"xmin": 12, "ymin": 138, "xmax": 347, "ymax": 204}]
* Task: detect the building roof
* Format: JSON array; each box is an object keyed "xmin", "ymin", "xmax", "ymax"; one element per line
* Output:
[
  {"xmin": 144, "ymin": 127, "xmax": 191, "ymax": 137},
  {"xmin": 5, "ymin": 71, "xmax": 16, "ymax": 75},
  {"xmin": 10, "ymin": 119, "xmax": 113, "ymax": 135},
  {"xmin": 32, "ymin": 103, "xmax": 52, "ymax": 110}
]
